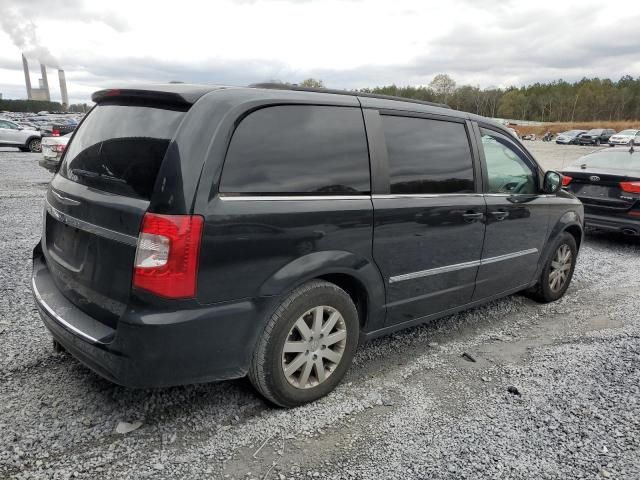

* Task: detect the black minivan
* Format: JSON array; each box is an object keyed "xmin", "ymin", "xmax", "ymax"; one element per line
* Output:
[{"xmin": 32, "ymin": 84, "xmax": 584, "ymax": 407}]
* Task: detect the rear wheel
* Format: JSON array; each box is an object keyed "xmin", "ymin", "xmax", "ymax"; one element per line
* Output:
[
  {"xmin": 249, "ymin": 280, "xmax": 359, "ymax": 407},
  {"xmin": 527, "ymin": 232, "xmax": 577, "ymax": 303},
  {"xmin": 27, "ymin": 138, "xmax": 41, "ymax": 153}
]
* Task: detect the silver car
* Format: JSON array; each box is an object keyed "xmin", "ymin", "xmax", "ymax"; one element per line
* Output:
[{"xmin": 0, "ymin": 118, "xmax": 42, "ymax": 152}]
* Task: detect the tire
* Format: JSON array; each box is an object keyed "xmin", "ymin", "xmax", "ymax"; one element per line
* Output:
[
  {"xmin": 27, "ymin": 138, "xmax": 41, "ymax": 153},
  {"xmin": 526, "ymin": 232, "xmax": 577, "ymax": 303},
  {"xmin": 595, "ymin": 139, "xmax": 601, "ymax": 146},
  {"xmin": 249, "ymin": 280, "xmax": 359, "ymax": 407}
]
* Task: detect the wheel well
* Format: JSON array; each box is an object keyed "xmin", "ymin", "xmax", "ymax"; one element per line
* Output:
[
  {"xmin": 318, "ymin": 273, "xmax": 368, "ymax": 328},
  {"xmin": 564, "ymin": 224, "xmax": 582, "ymax": 251}
]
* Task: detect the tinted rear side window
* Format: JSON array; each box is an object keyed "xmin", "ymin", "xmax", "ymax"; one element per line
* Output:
[
  {"xmin": 382, "ymin": 115, "xmax": 475, "ymax": 194},
  {"xmin": 60, "ymin": 103, "xmax": 185, "ymax": 199},
  {"xmin": 220, "ymin": 105, "xmax": 370, "ymax": 194}
]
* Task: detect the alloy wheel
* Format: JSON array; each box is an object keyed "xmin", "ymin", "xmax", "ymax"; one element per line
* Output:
[
  {"xmin": 281, "ymin": 306, "xmax": 347, "ymax": 389},
  {"xmin": 549, "ymin": 244, "xmax": 572, "ymax": 292}
]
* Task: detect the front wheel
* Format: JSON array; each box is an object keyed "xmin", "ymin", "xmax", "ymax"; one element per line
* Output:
[
  {"xmin": 28, "ymin": 138, "xmax": 41, "ymax": 153},
  {"xmin": 526, "ymin": 232, "xmax": 577, "ymax": 303},
  {"xmin": 595, "ymin": 139, "xmax": 601, "ymax": 146},
  {"xmin": 249, "ymin": 280, "xmax": 359, "ymax": 407}
]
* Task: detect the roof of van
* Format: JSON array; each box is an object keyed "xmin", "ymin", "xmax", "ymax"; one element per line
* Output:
[
  {"xmin": 92, "ymin": 83, "xmax": 451, "ymax": 109},
  {"xmin": 90, "ymin": 83, "xmax": 505, "ymax": 131}
]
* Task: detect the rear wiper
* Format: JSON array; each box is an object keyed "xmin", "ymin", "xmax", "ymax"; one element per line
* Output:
[{"xmin": 70, "ymin": 168, "xmax": 126, "ymax": 184}]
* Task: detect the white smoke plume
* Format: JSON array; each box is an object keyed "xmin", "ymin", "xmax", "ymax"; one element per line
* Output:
[{"xmin": 0, "ymin": 1, "xmax": 59, "ymax": 67}]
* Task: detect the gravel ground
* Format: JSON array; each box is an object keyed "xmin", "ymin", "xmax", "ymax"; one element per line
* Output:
[{"xmin": 1, "ymin": 144, "xmax": 639, "ymax": 480}]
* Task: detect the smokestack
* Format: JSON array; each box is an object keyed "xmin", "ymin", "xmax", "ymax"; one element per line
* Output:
[
  {"xmin": 22, "ymin": 54, "xmax": 32, "ymax": 99},
  {"xmin": 58, "ymin": 69, "xmax": 69, "ymax": 109},
  {"xmin": 40, "ymin": 63, "xmax": 50, "ymax": 101}
]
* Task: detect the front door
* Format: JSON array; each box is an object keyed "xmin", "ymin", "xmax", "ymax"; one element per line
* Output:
[
  {"xmin": 370, "ymin": 113, "xmax": 486, "ymax": 326},
  {"xmin": 473, "ymin": 126, "xmax": 551, "ymax": 300}
]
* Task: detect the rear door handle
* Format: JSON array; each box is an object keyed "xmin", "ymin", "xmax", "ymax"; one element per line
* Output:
[
  {"xmin": 491, "ymin": 210, "xmax": 509, "ymax": 220},
  {"xmin": 462, "ymin": 211, "xmax": 484, "ymax": 222}
]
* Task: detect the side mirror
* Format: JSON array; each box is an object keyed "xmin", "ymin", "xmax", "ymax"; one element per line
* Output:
[{"xmin": 543, "ymin": 171, "xmax": 562, "ymax": 194}]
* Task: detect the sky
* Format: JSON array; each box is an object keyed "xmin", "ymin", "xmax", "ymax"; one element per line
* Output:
[{"xmin": 0, "ymin": 0, "xmax": 639, "ymax": 105}]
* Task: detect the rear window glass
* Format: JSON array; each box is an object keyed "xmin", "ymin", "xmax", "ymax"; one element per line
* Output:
[
  {"xmin": 59, "ymin": 104, "xmax": 185, "ymax": 199},
  {"xmin": 220, "ymin": 105, "xmax": 370, "ymax": 194},
  {"xmin": 573, "ymin": 151, "xmax": 640, "ymax": 171},
  {"xmin": 382, "ymin": 115, "xmax": 475, "ymax": 194}
]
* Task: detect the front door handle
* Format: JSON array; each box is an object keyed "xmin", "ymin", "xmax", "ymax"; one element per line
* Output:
[
  {"xmin": 462, "ymin": 211, "xmax": 484, "ymax": 222},
  {"xmin": 491, "ymin": 210, "xmax": 509, "ymax": 221}
]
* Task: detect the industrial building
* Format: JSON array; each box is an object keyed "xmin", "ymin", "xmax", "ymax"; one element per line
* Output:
[{"xmin": 21, "ymin": 54, "xmax": 69, "ymax": 108}]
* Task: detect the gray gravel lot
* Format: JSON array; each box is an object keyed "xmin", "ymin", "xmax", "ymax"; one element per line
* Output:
[{"xmin": 1, "ymin": 143, "xmax": 639, "ymax": 480}]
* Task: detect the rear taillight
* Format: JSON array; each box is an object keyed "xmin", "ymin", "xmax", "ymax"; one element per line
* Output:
[
  {"xmin": 52, "ymin": 129, "xmax": 60, "ymax": 137},
  {"xmin": 133, "ymin": 213, "xmax": 204, "ymax": 299},
  {"xmin": 620, "ymin": 181, "xmax": 640, "ymax": 194},
  {"xmin": 562, "ymin": 175, "xmax": 573, "ymax": 186}
]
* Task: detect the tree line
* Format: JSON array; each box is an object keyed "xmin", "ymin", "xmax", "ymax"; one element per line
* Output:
[
  {"xmin": 0, "ymin": 98, "xmax": 89, "ymax": 113},
  {"xmin": 358, "ymin": 74, "xmax": 640, "ymax": 122}
]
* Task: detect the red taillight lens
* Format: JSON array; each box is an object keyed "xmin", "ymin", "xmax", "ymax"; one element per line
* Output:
[
  {"xmin": 52, "ymin": 129, "xmax": 60, "ymax": 137},
  {"xmin": 133, "ymin": 213, "xmax": 204, "ymax": 298},
  {"xmin": 54, "ymin": 144, "xmax": 66, "ymax": 153},
  {"xmin": 620, "ymin": 181, "xmax": 640, "ymax": 194},
  {"xmin": 561, "ymin": 175, "xmax": 573, "ymax": 186}
]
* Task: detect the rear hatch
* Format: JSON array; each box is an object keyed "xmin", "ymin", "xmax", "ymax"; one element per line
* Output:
[
  {"xmin": 43, "ymin": 96, "xmax": 188, "ymax": 328},
  {"xmin": 561, "ymin": 150, "xmax": 640, "ymax": 217}
]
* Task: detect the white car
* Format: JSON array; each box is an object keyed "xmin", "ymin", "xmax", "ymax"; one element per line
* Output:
[
  {"xmin": 608, "ymin": 129, "xmax": 640, "ymax": 146},
  {"xmin": 0, "ymin": 118, "xmax": 42, "ymax": 152},
  {"xmin": 39, "ymin": 133, "xmax": 71, "ymax": 172}
]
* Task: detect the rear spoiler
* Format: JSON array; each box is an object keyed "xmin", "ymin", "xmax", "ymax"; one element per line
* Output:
[{"xmin": 92, "ymin": 89, "xmax": 194, "ymax": 109}]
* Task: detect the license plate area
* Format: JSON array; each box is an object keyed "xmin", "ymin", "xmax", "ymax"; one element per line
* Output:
[{"xmin": 45, "ymin": 213, "xmax": 89, "ymax": 272}]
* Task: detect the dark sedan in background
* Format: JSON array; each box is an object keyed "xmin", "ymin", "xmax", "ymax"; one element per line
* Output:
[
  {"xmin": 560, "ymin": 147, "xmax": 640, "ymax": 236},
  {"xmin": 578, "ymin": 128, "xmax": 616, "ymax": 146},
  {"xmin": 556, "ymin": 130, "xmax": 587, "ymax": 144}
]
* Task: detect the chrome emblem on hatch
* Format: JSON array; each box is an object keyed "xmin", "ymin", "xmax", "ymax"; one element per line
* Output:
[{"xmin": 590, "ymin": 176, "xmax": 601, "ymax": 182}]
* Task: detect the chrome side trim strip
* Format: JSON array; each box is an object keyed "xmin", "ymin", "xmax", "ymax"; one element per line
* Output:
[
  {"xmin": 219, "ymin": 195, "xmax": 368, "ymax": 201},
  {"xmin": 479, "ymin": 248, "xmax": 539, "ymax": 265},
  {"xmin": 389, "ymin": 259, "xmax": 481, "ymax": 284},
  {"xmin": 45, "ymin": 201, "xmax": 138, "ymax": 247},
  {"xmin": 31, "ymin": 277, "xmax": 99, "ymax": 344},
  {"xmin": 389, "ymin": 248, "xmax": 539, "ymax": 283},
  {"xmin": 373, "ymin": 193, "xmax": 484, "ymax": 199}
]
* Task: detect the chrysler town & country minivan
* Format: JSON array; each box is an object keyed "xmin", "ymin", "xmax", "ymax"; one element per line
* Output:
[{"xmin": 32, "ymin": 84, "xmax": 583, "ymax": 406}]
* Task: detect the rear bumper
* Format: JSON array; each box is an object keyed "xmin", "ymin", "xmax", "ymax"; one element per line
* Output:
[
  {"xmin": 584, "ymin": 213, "xmax": 640, "ymax": 235},
  {"xmin": 32, "ymin": 246, "xmax": 275, "ymax": 388}
]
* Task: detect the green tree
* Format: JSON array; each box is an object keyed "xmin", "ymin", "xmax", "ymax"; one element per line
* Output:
[{"xmin": 300, "ymin": 78, "xmax": 324, "ymax": 88}]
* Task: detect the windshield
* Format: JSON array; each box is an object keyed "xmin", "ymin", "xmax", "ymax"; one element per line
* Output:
[
  {"xmin": 573, "ymin": 151, "xmax": 640, "ymax": 171},
  {"xmin": 618, "ymin": 130, "xmax": 637, "ymax": 136},
  {"xmin": 563, "ymin": 130, "xmax": 582, "ymax": 136},
  {"xmin": 59, "ymin": 103, "xmax": 185, "ymax": 199}
]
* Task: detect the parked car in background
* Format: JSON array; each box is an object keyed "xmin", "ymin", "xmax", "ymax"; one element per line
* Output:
[
  {"xmin": 32, "ymin": 84, "xmax": 584, "ymax": 407},
  {"xmin": 578, "ymin": 129, "xmax": 616, "ymax": 146},
  {"xmin": 608, "ymin": 129, "xmax": 640, "ymax": 146},
  {"xmin": 560, "ymin": 146, "xmax": 640, "ymax": 236},
  {"xmin": 0, "ymin": 118, "xmax": 42, "ymax": 152},
  {"xmin": 39, "ymin": 133, "xmax": 71, "ymax": 172},
  {"xmin": 556, "ymin": 130, "xmax": 587, "ymax": 144},
  {"xmin": 40, "ymin": 122, "xmax": 77, "ymax": 138}
]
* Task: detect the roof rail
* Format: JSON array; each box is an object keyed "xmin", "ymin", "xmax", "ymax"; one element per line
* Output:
[{"xmin": 248, "ymin": 83, "xmax": 450, "ymax": 109}]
